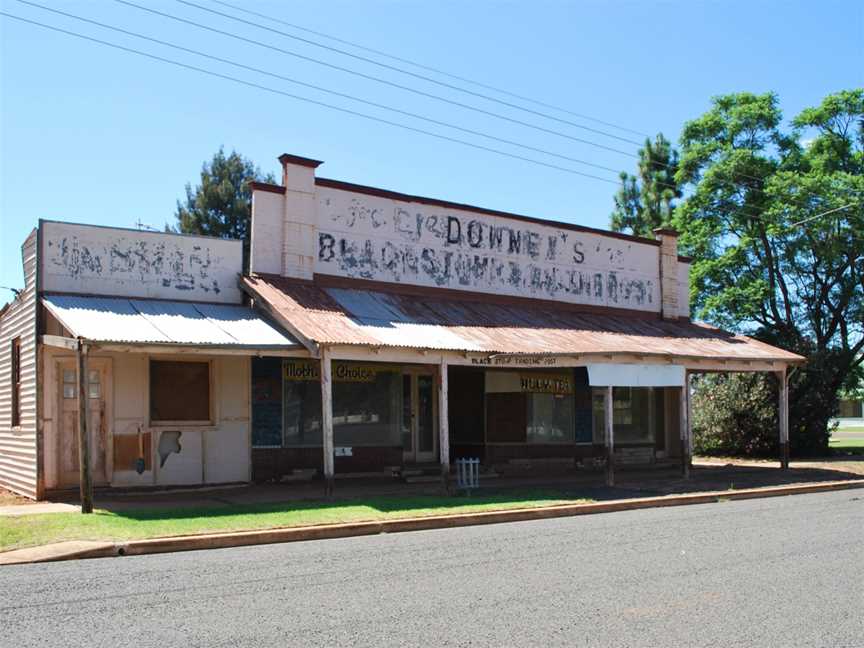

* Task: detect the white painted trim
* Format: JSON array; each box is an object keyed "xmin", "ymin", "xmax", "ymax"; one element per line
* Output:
[{"xmin": 587, "ymin": 363, "xmax": 686, "ymax": 387}]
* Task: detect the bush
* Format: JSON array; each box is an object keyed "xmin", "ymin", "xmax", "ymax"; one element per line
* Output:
[
  {"xmin": 692, "ymin": 373, "xmax": 779, "ymax": 457},
  {"xmin": 691, "ymin": 343, "xmax": 842, "ymax": 458}
]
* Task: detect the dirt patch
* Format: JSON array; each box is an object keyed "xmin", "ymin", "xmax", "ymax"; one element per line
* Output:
[
  {"xmin": 694, "ymin": 456, "xmax": 864, "ymax": 477},
  {"xmin": 0, "ymin": 488, "xmax": 34, "ymax": 507}
]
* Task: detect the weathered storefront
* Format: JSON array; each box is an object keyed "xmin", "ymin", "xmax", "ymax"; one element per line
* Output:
[
  {"xmin": 0, "ymin": 221, "xmax": 298, "ymax": 499},
  {"xmin": 0, "ymin": 153, "xmax": 805, "ymax": 500},
  {"xmin": 242, "ymin": 154, "xmax": 805, "ymax": 491}
]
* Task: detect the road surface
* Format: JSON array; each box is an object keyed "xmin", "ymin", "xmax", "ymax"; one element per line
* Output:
[{"xmin": 3, "ymin": 490, "xmax": 862, "ymax": 647}]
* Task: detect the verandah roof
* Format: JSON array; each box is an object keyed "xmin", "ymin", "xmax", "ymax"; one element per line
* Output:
[
  {"xmin": 242, "ymin": 273, "xmax": 805, "ymax": 365},
  {"xmin": 42, "ymin": 294, "xmax": 300, "ymax": 350}
]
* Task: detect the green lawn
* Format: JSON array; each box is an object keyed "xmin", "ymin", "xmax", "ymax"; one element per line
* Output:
[{"xmin": 0, "ymin": 491, "xmax": 590, "ymax": 552}]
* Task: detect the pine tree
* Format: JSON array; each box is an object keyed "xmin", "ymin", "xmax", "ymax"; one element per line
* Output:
[
  {"xmin": 171, "ymin": 148, "xmax": 276, "ymax": 271},
  {"xmin": 610, "ymin": 134, "xmax": 682, "ymax": 237}
]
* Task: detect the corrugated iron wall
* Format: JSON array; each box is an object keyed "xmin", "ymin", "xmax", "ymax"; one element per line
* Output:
[{"xmin": 0, "ymin": 230, "xmax": 39, "ymax": 498}]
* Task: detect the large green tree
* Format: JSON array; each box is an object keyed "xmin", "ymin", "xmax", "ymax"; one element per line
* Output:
[
  {"xmin": 172, "ymin": 148, "xmax": 275, "ymax": 270},
  {"xmin": 674, "ymin": 90, "xmax": 864, "ymax": 455},
  {"xmin": 610, "ymin": 133, "xmax": 682, "ymax": 237}
]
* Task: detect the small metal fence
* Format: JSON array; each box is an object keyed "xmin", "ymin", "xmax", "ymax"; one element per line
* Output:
[{"xmin": 456, "ymin": 457, "xmax": 480, "ymax": 492}]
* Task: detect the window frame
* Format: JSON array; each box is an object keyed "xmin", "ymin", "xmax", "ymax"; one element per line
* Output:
[
  {"xmin": 148, "ymin": 358, "xmax": 213, "ymax": 427},
  {"xmin": 11, "ymin": 337, "xmax": 21, "ymax": 428}
]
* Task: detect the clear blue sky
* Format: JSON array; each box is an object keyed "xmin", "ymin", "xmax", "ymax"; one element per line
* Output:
[{"xmin": 1, "ymin": 0, "xmax": 861, "ymax": 291}]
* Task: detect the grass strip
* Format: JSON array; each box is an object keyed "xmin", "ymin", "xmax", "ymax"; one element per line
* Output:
[{"xmin": 1, "ymin": 491, "xmax": 591, "ymax": 552}]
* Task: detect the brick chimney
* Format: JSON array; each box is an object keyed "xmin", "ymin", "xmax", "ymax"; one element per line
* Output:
[{"xmin": 653, "ymin": 228, "xmax": 680, "ymax": 321}]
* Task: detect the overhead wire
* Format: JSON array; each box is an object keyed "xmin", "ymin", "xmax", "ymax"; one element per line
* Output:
[
  {"xmin": 5, "ymin": 4, "xmax": 856, "ymax": 231},
  {"xmin": 186, "ymin": 0, "xmax": 802, "ymax": 193},
  {"xmin": 135, "ymin": 0, "xmax": 845, "ymax": 208},
  {"xmin": 108, "ymin": 0, "xmax": 644, "ymax": 161},
  {"xmin": 10, "ymin": 0, "xmax": 625, "ymax": 178},
  {"xmin": 176, "ymin": 0, "xmax": 645, "ymax": 147},
  {"xmin": 18, "ymin": 0, "xmax": 839, "ymax": 226},
  {"xmin": 0, "ymin": 11, "xmax": 621, "ymax": 186},
  {"xmin": 208, "ymin": 0, "xmax": 652, "ymax": 138}
]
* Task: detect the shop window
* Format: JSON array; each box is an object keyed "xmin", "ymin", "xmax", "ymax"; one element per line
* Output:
[
  {"xmin": 485, "ymin": 370, "xmax": 577, "ymax": 444},
  {"xmin": 149, "ymin": 360, "xmax": 211, "ymax": 423},
  {"xmin": 613, "ymin": 387, "xmax": 633, "ymax": 425},
  {"xmin": 333, "ymin": 370, "xmax": 400, "ymax": 447},
  {"xmin": 253, "ymin": 359, "xmax": 401, "ymax": 448},
  {"xmin": 284, "ymin": 379, "xmax": 323, "ymax": 446},
  {"xmin": 527, "ymin": 392, "xmax": 575, "ymax": 443},
  {"xmin": 592, "ymin": 387, "xmax": 657, "ymax": 444},
  {"xmin": 10, "ymin": 338, "xmax": 21, "ymax": 427}
]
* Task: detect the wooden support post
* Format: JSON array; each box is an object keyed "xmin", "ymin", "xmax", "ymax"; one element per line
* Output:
[
  {"xmin": 438, "ymin": 357, "xmax": 450, "ymax": 494},
  {"xmin": 320, "ymin": 346, "xmax": 335, "ymax": 497},
  {"xmin": 76, "ymin": 340, "xmax": 94, "ymax": 514},
  {"xmin": 605, "ymin": 385, "xmax": 614, "ymax": 487},
  {"xmin": 778, "ymin": 369, "xmax": 790, "ymax": 470},
  {"xmin": 680, "ymin": 374, "xmax": 691, "ymax": 479}
]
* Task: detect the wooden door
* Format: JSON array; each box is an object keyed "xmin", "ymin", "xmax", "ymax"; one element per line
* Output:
[{"xmin": 57, "ymin": 359, "xmax": 110, "ymax": 487}]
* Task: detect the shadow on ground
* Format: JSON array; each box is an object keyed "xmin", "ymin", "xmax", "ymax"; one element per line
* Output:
[{"xmin": 42, "ymin": 459, "xmax": 864, "ymax": 523}]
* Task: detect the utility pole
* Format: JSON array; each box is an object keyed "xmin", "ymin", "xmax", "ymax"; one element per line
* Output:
[{"xmin": 77, "ymin": 339, "xmax": 94, "ymax": 514}]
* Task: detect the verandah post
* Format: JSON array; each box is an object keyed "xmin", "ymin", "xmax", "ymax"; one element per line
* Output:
[
  {"xmin": 438, "ymin": 356, "xmax": 450, "ymax": 493},
  {"xmin": 605, "ymin": 385, "xmax": 614, "ymax": 487},
  {"xmin": 680, "ymin": 372, "xmax": 691, "ymax": 479},
  {"xmin": 778, "ymin": 368, "xmax": 790, "ymax": 470},
  {"xmin": 76, "ymin": 339, "xmax": 94, "ymax": 514},
  {"xmin": 320, "ymin": 346, "xmax": 335, "ymax": 497}
]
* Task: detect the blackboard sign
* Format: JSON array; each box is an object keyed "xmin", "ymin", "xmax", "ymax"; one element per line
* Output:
[{"xmin": 252, "ymin": 357, "xmax": 283, "ymax": 447}]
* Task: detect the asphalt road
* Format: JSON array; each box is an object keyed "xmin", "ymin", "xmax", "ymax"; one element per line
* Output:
[{"xmin": 3, "ymin": 490, "xmax": 863, "ymax": 648}]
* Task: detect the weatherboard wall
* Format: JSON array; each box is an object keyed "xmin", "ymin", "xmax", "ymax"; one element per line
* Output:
[{"xmin": 0, "ymin": 230, "xmax": 40, "ymax": 498}]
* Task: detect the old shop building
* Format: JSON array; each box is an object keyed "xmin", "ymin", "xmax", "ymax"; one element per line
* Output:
[
  {"xmin": 0, "ymin": 154, "xmax": 804, "ymax": 500},
  {"xmin": 0, "ymin": 221, "xmax": 298, "ymax": 499},
  {"xmin": 241, "ymin": 154, "xmax": 804, "ymax": 492}
]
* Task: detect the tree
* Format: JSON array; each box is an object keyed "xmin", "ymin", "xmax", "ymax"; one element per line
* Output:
[
  {"xmin": 172, "ymin": 148, "xmax": 276, "ymax": 270},
  {"xmin": 610, "ymin": 133, "xmax": 682, "ymax": 237},
  {"xmin": 674, "ymin": 90, "xmax": 864, "ymax": 456}
]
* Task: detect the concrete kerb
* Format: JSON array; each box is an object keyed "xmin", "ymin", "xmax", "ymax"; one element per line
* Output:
[{"xmin": 3, "ymin": 479, "xmax": 863, "ymax": 566}]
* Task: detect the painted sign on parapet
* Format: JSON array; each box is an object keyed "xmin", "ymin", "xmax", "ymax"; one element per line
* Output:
[
  {"xmin": 314, "ymin": 186, "xmax": 661, "ymax": 312},
  {"xmin": 40, "ymin": 221, "xmax": 242, "ymax": 303}
]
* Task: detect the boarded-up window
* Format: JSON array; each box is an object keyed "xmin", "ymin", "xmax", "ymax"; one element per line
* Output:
[
  {"xmin": 11, "ymin": 338, "xmax": 21, "ymax": 427},
  {"xmin": 150, "ymin": 360, "xmax": 210, "ymax": 422}
]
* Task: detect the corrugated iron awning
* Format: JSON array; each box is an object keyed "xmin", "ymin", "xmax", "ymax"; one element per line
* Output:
[
  {"xmin": 242, "ymin": 273, "xmax": 806, "ymax": 364},
  {"xmin": 42, "ymin": 295, "xmax": 300, "ymax": 350}
]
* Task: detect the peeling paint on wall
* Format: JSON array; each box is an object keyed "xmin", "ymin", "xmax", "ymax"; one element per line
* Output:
[
  {"xmin": 41, "ymin": 222, "xmax": 243, "ymax": 303},
  {"xmin": 315, "ymin": 189, "xmax": 659, "ymax": 311}
]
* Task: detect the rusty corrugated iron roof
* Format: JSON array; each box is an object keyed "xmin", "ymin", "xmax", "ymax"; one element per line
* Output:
[{"xmin": 243, "ymin": 274, "xmax": 804, "ymax": 363}]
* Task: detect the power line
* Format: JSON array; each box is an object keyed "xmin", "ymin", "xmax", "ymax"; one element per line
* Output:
[
  {"xmin": 789, "ymin": 203, "xmax": 858, "ymax": 228},
  {"xmin": 120, "ymin": 0, "xmax": 829, "ymax": 205},
  {"xmin": 178, "ymin": 0, "xmax": 645, "ymax": 147},
  {"xmin": 11, "ymin": 0, "xmax": 624, "ymax": 177},
  {"xmin": 1, "ymin": 5, "xmax": 820, "ymax": 226},
  {"xmin": 0, "ymin": 11, "xmax": 621, "ymax": 186},
  {"xmin": 201, "ymin": 0, "xmax": 834, "ymax": 199},
  {"xmin": 16, "ymin": 0, "xmax": 811, "ymax": 224},
  {"xmin": 209, "ymin": 0, "xmax": 651, "ymax": 138},
  {"xmin": 110, "ymin": 0, "xmax": 642, "ymax": 161}
]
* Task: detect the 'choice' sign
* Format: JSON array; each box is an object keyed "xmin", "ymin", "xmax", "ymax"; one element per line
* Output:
[{"xmin": 284, "ymin": 360, "xmax": 379, "ymax": 383}]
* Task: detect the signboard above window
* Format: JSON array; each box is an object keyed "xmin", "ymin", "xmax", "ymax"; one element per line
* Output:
[{"xmin": 284, "ymin": 360, "xmax": 395, "ymax": 383}]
